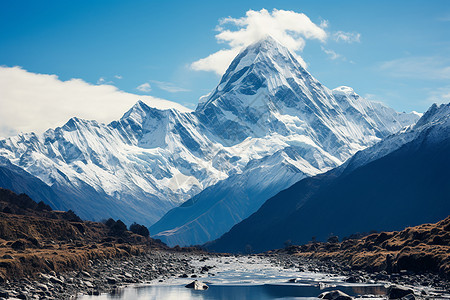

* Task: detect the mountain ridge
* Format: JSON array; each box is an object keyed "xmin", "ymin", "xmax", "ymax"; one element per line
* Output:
[
  {"xmin": 0, "ymin": 37, "xmax": 420, "ymax": 237},
  {"xmin": 206, "ymin": 103, "xmax": 450, "ymax": 253},
  {"xmin": 150, "ymin": 37, "xmax": 420, "ymax": 246}
]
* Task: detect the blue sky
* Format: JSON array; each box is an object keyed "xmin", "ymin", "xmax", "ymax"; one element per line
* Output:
[{"xmin": 1, "ymin": 0, "xmax": 449, "ymax": 135}]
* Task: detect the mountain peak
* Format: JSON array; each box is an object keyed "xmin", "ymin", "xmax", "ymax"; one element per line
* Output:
[
  {"xmin": 235, "ymin": 35, "xmax": 301, "ymax": 69},
  {"xmin": 332, "ymin": 86, "xmax": 357, "ymax": 96},
  {"xmin": 246, "ymin": 35, "xmax": 285, "ymax": 51},
  {"xmin": 415, "ymin": 102, "xmax": 450, "ymax": 128},
  {"xmin": 196, "ymin": 35, "xmax": 310, "ymax": 115},
  {"xmin": 120, "ymin": 99, "xmax": 193, "ymax": 124}
]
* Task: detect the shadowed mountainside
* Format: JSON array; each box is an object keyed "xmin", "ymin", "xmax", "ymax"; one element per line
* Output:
[{"xmin": 207, "ymin": 103, "xmax": 450, "ymax": 253}]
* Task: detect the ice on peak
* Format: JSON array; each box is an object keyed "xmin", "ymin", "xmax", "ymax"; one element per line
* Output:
[
  {"xmin": 247, "ymin": 35, "xmax": 285, "ymax": 51},
  {"xmin": 198, "ymin": 92, "xmax": 212, "ymax": 105},
  {"xmin": 415, "ymin": 102, "xmax": 450, "ymax": 128},
  {"xmin": 245, "ymin": 35, "xmax": 301, "ymax": 66},
  {"xmin": 120, "ymin": 100, "xmax": 176, "ymax": 123},
  {"xmin": 332, "ymin": 86, "xmax": 357, "ymax": 96},
  {"xmin": 221, "ymin": 35, "xmax": 303, "ymax": 79},
  {"xmin": 120, "ymin": 100, "xmax": 152, "ymax": 123},
  {"xmin": 62, "ymin": 116, "xmax": 95, "ymax": 131}
]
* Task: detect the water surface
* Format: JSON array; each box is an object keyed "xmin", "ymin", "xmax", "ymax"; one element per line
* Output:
[{"xmin": 80, "ymin": 283, "xmax": 387, "ymax": 300}]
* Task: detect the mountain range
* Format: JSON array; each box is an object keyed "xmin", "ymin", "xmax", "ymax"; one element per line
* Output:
[
  {"xmin": 0, "ymin": 37, "xmax": 421, "ymax": 246},
  {"xmin": 149, "ymin": 37, "xmax": 419, "ymax": 246},
  {"xmin": 207, "ymin": 103, "xmax": 450, "ymax": 253}
]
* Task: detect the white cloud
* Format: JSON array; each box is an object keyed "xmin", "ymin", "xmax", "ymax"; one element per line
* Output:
[
  {"xmin": 321, "ymin": 46, "xmax": 341, "ymax": 60},
  {"xmin": 333, "ymin": 31, "xmax": 361, "ymax": 43},
  {"xmin": 114, "ymin": 75, "xmax": 123, "ymax": 79},
  {"xmin": 320, "ymin": 19, "xmax": 329, "ymax": 28},
  {"xmin": 151, "ymin": 80, "xmax": 190, "ymax": 93},
  {"xmin": 191, "ymin": 48, "xmax": 241, "ymax": 75},
  {"xmin": 380, "ymin": 56, "xmax": 450, "ymax": 80},
  {"xmin": 136, "ymin": 82, "xmax": 151, "ymax": 92},
  {"xmin": 363, "ymin": 93, "xmax": 378, "ymax": 101},
  {"xmin": 0, "ymin": 66, "xmax": 190, "ymax": 138},
  {"xmin": 97, "ymin": 77, "xmax": 114, "ymax": 85},
  {"xmin": 191, "ymin": 9, "xmax": 327, "ymax": 75}
]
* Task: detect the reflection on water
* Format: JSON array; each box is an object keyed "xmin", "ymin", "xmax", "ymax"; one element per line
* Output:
[{"xmin": 80, "ymin": 284, "xmax": 387, "ymax": 300}]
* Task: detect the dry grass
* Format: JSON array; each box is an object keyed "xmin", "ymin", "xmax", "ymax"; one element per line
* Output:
[
  {"xmin": 0, "ymin": 211, "xmax": 156, "ymax": 282},
  {"xmin": 277, "ymin": 216, "xmax": 450, "ymax": 278}
]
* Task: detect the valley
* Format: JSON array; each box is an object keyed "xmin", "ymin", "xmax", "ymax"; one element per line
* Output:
[{"xmin": 0, "ymin": 26, "xmax": 448, "ymax": 300}]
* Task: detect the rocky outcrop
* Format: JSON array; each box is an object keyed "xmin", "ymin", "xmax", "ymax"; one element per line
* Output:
[
  {"xmin": 185, "ymin": 280, "xmax": 209, "ymax": 290},
  {"xmin": 387, "ymin": 285, "xmax": 414, "ymax": 299},
  {"xmin": 318, "ymin": 290, "xmax": 353, "ymax": 300},
  {"xmin": 0, "ymin": 188, "xmax": 166, "ymax": 281},
  {"xmin": 273, "ymin": 216, "xmax": 450, "ymax": 278}
]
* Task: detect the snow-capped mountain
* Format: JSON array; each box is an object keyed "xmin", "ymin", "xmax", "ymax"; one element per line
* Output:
[
  {"xmin": 150, "ymin": 37, "xmax": 420, "ymax": 246},
  {"xmin": 207, "ymin": 102, "xmax": 450, "ymax": 253},
  {"xmin": 0, "ymin": 36, "xmax": 419, "ymax": 232},
  {"xmin": 0, "ymin": 101, "xmax": 229, "ymax": 224}
]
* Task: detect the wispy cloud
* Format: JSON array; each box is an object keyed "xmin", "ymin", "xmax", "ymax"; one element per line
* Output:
[
  {"xmin": 320, "ymin": 19, "xmax": 329, "ymax": 28},
  {"xmin": 191, "ymin": 9, "xmax": 327, "ymax": 75},
  {"xmin": 97, "ymin": 77, "xmax": 114, "ymax": 85},
  {"xmin": 437, "ymin": 13, "xmax": 450, "ymax": 22},
  {"xmin": 151, "ymin": 80, "xmax": 190, "ymax": 93},
  {"xmin": 0, "ymin": 66, "xmax": 190, "ymax": 138},
  {"xmin": 136, "ymin": 82, "xmax": 151, "ymax": 92},
  {"xmin": 380, "ymin": 56, "xmax": 450, "ymax": 80},
  {"xmin": 333, "ymin": 31, "xmax": 361, "ymax": 43},
  {"xmin": 321, "ymin": 46, "xmax": 341, "ymax": 60},
  {"xmin": 114, "ymin": 75, "xmax": 123, "ymax": 79},
  {"xmin": 427, "ymin": 86, "xmax": 450, "ymax": 104}
]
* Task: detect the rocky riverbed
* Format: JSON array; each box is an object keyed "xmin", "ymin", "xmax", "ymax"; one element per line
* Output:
[
  {"xmin": 268, "ymin": 254, "xmax": 450, "ymax": 297},
  {"xmin": 0, "ymin": 251, "xmax": 200, "ymax": 299},
  {"xmin": 1, "ymin": 250, "xmax": 449, "ymax": 299}
]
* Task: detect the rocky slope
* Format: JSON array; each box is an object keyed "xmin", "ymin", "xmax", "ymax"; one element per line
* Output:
[
  {"xmin": 275, "ymin": 216, "xmax": 450, "ymax": 279},
  {"xmin": 0, "ymin": 188, "xmax": 165, "ymax": 283},
  {"xmin": 207, "ymin": 103, "xmax": 450, "ymax": 253}
]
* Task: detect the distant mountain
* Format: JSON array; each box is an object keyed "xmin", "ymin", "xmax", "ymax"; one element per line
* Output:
[
  {"xmin": 150, "ymin": 37, "xmax": 419, "ymax": 246},
  {"xmin": 206, "ymin": 103, "xmax": 450, "ymax": 253},
  {"xmin": 0, "ymin": 158, "xmax": 60, "ymax": 209},
  {"xmin": 0, "ymin": 102, "xmax": 226, "ymax": 224},
  {"xmin": 0, "ymin": 36, "xmax": 419, "ymax": 232}
]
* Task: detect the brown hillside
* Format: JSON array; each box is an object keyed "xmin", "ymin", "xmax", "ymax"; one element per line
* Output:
[
  {"xmin": 275, "ymin": 216, "xmax": 450, "ymax": 278},
  {"xmin": 0, "ymin": 188, "xmax": 165, "ymax": 282}
]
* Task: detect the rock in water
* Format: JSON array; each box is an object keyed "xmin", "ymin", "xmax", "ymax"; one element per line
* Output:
[
  {"xmin": 388, "ymin": 285, "xmax": 414, "ymax": 299},
  {"xmin": 185, "ymin": 280, "xmax": 209, "ymax": 290},
  {"xmin": 318, "ymin": 290, "xmax": 353, "ymax": 300}
]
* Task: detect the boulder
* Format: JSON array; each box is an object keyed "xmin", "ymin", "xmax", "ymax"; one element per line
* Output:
[
  {"xmin": 388, "ymin": 285, "xmax": 414, "ymax": 299},
  {"xmin": 318, "ymin": 290, "xmax": 353, "ymax": 300},
  {"xmin": 185, "ymin": 280, "xmax": 209, "ymax": 290},
  {"xmin": 344, "ymin": 275, "xmax": 364, "ymax": 283},
  {"xmin": 106, "ymin": 277, "xmax": 117, "ymax": 284},
  {"xmin": 11, "ymin": 240, "xmax": 26, "ymax": 251}
]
